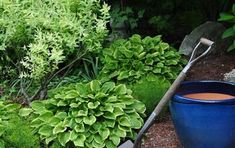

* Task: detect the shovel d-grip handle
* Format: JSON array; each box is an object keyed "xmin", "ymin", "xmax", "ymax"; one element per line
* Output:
[{"xmin": 133, "ymin": 38, "xmax": 214, "ymax": 148}]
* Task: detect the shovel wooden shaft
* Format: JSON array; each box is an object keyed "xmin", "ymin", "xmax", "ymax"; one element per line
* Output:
[
  {"xmin": 153, "ymin": 71, "xmax": 186, "ymax": 115},
  {"xmin": 133, "ymin": 71, "xmax": 186, "ymax": 148}
]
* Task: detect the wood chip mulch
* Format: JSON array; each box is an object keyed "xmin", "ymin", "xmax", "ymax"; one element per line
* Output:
[{"xmin": 141, "ymin": 114, "xmax": 181, "ymax": 148}]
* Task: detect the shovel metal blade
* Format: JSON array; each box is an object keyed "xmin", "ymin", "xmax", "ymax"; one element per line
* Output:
[{"xmin": 118, "ymin": 140, "xmax": 134, "ymax": 148}]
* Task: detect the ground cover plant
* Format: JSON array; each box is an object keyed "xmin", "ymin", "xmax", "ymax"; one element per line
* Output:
[
  {"xmin": 0, "ymin": 101, "xmax": 39, "ymax": 148},
  {"xmin": 20, "ymin": 80, "xmax": 145, "ymax": 147}
]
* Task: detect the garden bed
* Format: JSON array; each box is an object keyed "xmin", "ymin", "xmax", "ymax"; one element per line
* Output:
[{"xmin": 142, "ymin": 50, "xmax": 235, "ymax": 148}]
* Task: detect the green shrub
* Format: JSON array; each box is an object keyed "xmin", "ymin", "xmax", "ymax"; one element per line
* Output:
[
  {"xmin": 218, "ymin": 4, "xmax": 235, "ymax": 51},
  {"xmin": 21, "ymin": 80, "xmax": 145, "ymax": 147},
  {"xmin": 131, "ymin": 76, "xmax": 170, "ymax": 115},
  {"xmin": 0, "ymin": 0, "xmax": 110, "ymax": 101},
  {"xmin": 0, "ymin": 101, "xmax": 39, "ymax": 148},
  {"xmin": 99, "ymin": 34, "xmax": 185, "ymax": 84}
]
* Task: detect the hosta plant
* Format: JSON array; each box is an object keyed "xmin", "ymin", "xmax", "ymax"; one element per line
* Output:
[
  {"xmin": 99, "ymin": 34, "xmax": 185, "ymax": 84},
  {"xmin": 20, "ymin": 80, "xmax": 146, "ymax": 147}
]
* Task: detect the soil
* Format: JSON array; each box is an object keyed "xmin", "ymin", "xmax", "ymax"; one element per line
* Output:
[
  {"xmin": 141, "ymin": 51, "xmax": 235, "ymax": 148},
  {"xmin": 183, "ymin": 92, "xmax": 235, "ymax": 100}
]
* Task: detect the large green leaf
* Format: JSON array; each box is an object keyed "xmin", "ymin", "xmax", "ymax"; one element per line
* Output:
[
  {"xmin": 88, "ymin": 101, "xmax": 100, "ymax": 109},
  {"xmin": 83, "ymin": 115, "xmax": 96, "ymax": 125},
  {"xmin": 18, "ymin": 108, "xmax": 33, "ymax": 116},
  {"xmin": 90, "ymin": 80, "xmax": 101, "ymax": 92},
  {"xmin": 38, "ymin": 125, "xmax": 53, "ymax": 137},
  {"xmin": 73, "ymin": 134, "xmax": 86, "ymax": 147},
  {"xmin": 99, "ymin": 128, "xmax": 110, "ymax": 140},
  {"xmin": 118, "ymin": 116, "xmax": 131, "ymax": 127},
  {"xmin": 74, "ymin": 123, "xmax": 85, "ymax": 132},
  {"xmin": 31, "ymin": 101, "xmax": 46, "ymax": 112},
  {"xmin": 101, "ymin": 82, "xmax": 115, "ymax": 93},
  {"xmin": 53, "ymin": 122, "xmax": 66, "ymax": 134},
  {"xmin": 58, "ymin": 132, "xmax": 70, "ymax": 146},
  {"xmin": 109, "ymin": 135, "xmax": 120, "ymax": 146},
  {"xmin": 114, "ymin": 84, "xmax": 127, "ymax": 95}
]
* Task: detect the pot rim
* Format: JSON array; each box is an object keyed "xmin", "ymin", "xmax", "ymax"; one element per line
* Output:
[{"xmin": 173, "ymin": 80, "xmax": 235, "ymax": 104}]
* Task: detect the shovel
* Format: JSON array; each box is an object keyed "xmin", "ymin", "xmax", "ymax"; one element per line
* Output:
[{"xmin": 119, "ymin": 38, "xmax": 214, "ymax": 148}]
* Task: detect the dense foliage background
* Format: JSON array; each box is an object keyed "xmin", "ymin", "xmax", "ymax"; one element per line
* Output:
[{"xmin": 0, "ymin": 0, "xmax": 234, "ymax": 147}]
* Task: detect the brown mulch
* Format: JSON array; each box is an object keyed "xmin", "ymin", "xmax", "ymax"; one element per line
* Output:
[{"xmin": 141, "ymin": 51, "xmax": 235, "ymax": 148}]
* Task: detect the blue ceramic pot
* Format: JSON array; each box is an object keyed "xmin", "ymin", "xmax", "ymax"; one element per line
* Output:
[{"xmin": 170, "ymin": 81, "xmax": 235, "ymax": 148}]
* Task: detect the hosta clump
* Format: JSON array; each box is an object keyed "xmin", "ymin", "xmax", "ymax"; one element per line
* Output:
[
  {"xmin": 25, "ymin": 80, "xmax": 145, "ymax": 147},
  {"xmin": 100, "ymin": 34, "xmax": 185, "ymax": 83}
]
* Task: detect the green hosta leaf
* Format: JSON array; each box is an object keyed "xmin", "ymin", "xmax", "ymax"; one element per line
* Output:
[
  {"xmin": 70, "ymin": 130, "xmax": 78, "ymax": 141},
  {"xmin": 99, "ymin": 128, "xmax": 110, "ymax": 140},
  {"xmin": 94, "ymin": 134, "xmax": 103, "ymax": 144},
  {"xmin": 101, "ymin": 82, "xmax": 116, "ymax": 93},
  {"xmin": 132, "ymin": 101, "xmax": 146, "ymax": 114},
  {"xmin": 83, "ymin": 115, "xmax": 96, "ymax": 125},
  {"xmin": 104, "ymin": 112, "xmax": 116, "ymax": 120},
  {"xmin": 70, "ymin": 102, "xmax": 81, "ymax": 108},
  {"xmin": 113, "ymin": 107, "xmax": 124, "ymax": 117},
  {"xmin": 106, "ymin": 96, "xmax": 117, "ymax": 103},
  {"xmin": 92, "ymin": 140, "xmax": 104, "ymax": 148},
  {"xmin": 101, "ymin": 104, "xmax": 114, "ymax": 112},
  {"xmin": 38, "ymin": 125, "xmax": 53, "ymax": 137},
  {"xmin": 105, "ymin": 140, "xmax": 116, "ymax": 148},
  {"xmin": 223, "ymin": 27, "xmax": 235, "ymax": 38},
  {"xmin": 31, "ymin": 101, "xmax": 46, "ymax": 113},
  {"xmin": 18, "ymin": 108, "xmax": 33, "ymax": 116},
  {"xmin": 38, "ymin": 111, "xmax": 54, "ymax": 122},
  {"xmin": 31, "ymin": 118, "xmax": 43, "ymax": 128},
  {"xmin": 113, "ymin": 126, "xmax": 126, "ymax": 138},
  {"xmin": 74, "ymin": 123, "xmax": 85, "ymax": 132},
  {"xmin": 49, "ymin": 117, "xmax": 61, "ymax": 126},
  {"xmin": 75, "ymin": 117, "xmax": 82, "ymax": 123},
  {"xmin": 57, "ymin": 100, "xmax": 67, "ymax": 106},
  {"xmin": 73, "ymin": 134, "xmax": 86, "ymax": 147},
  {"xmin": 88, "ymin": 101, "xmax": 100, "ymax": 109},
  {"xmin": 95, "ymin": 92, "xmax": 107, "ymax": 99},
  {"xmin": 118, "ymin": 116, "xmax": 131, "ymax": 127},
  {"xmin": 90, "ymin": 80, "xmax": 101, "ymax": 92},
  {"xmin": 130, "ymin": 117, "xmax": 143, "ymax": 129},
  {"xmin": 76, "ymin": 83, "xmax": 88, "ymax": 96},
  {"xmin": 117, "ymin": 71, "xmax": 130, "ymax": 80},
  {"xmin": 109, "ymin": 135, "xmax": 120, "ymax": 146},
  {"xmin": 45, "ymin": 135, "xmax": 56, "ymax": 145},
  {"xmin": 114, "ymin": 84, "xmax": 127, "ymax": 95},
  {"xmin": 58, "ymin": 132, "xmax": 70, "ymax": 146},
  {"xmin": 77, "ymin": 110, "xmax": 88, "ymax": 116},
  {"xmin": 105, "ymin": 119, "xmax": 116, "ymax": 127},
  {"xmin": 53, "ymin": 122, "xmax": 66, "ymax": 134},
  {"xmin": 55, "ymin": 112, "xmax": 67, "ymax": 119},
  {"xmin": 93, "ymin": 122, "xmax": 102, "ymax": 131},
  {"xmin": 65, "ymin": 90, "xmax": 79, "ymax": 99}
]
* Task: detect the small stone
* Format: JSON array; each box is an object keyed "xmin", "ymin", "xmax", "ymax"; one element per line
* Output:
[{"xmin": 224, "ymin": 69, "xmax": 235, "ymax": 82}]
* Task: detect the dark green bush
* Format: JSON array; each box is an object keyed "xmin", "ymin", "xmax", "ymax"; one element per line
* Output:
[
  {"xmin": 131, "ymin": 76, "xmax": 170, "ymax": 115},
  {"xmin": 20, "ymin": 80, "xmax": 146, "ymax": 148}
]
